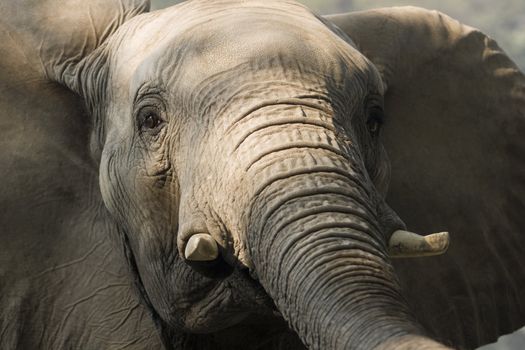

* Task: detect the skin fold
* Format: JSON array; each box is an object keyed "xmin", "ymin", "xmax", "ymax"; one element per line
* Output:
[{"xmin": 0, "ymin": 0, "xmax": 523, "ymax": 349}]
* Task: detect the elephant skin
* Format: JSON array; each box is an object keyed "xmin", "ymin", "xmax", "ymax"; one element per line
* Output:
[{"xmin": 0, "ymin": 1, "xmax": 523, "ymax": 349}]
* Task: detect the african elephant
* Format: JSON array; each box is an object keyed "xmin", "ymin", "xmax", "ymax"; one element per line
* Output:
[{"xmin": 1, "ymin": 0, "xmax": 524, "ymax": 349}]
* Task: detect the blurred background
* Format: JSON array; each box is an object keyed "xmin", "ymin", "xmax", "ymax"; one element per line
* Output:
[{"xmin": 151, "ymin": 0, "xmax": 525, "ymax": 70}]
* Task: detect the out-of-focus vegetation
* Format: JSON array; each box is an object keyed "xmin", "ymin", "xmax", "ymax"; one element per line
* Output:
[{"xmin": 151, "ymin": 0, "xmax": 525, "ymax": 70}]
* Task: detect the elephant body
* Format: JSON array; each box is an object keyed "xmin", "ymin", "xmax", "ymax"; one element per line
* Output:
[{"xmin": 0, "ymin": 1, "xmax": 523, "ymax": 349}]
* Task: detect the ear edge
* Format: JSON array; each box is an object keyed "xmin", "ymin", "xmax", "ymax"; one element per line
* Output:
[
  {"xmin": 325, "ymin": 6, "xmax": 524, "ymax": 90},
  {"xmin": 2, "ymin": 0, "xmax": 149, "ymax": 90}
]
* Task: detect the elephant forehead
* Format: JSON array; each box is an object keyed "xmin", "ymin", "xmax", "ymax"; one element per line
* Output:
[{"xmin": 110, "ymin": 0, "xmax": 373, "ymax": 97}]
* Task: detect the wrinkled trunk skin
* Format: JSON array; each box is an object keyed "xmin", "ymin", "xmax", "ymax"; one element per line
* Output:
[
  {"xmin": 228, "ymin": 104, "xmax": 451, "ymax": 349},
  {"xmin": 247, "ymin": 171, "xmax": 445, "ymax": 349}
]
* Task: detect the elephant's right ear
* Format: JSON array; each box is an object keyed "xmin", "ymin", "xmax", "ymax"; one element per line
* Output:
[{"xmin": 1, "ymin": 0, "xmax": 149, "ymax": 92}]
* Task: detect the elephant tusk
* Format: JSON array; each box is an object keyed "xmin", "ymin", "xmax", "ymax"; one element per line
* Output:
[
  {"xmin": 388, "ymin": 230, "xmax": 449, "ymax": 258},
  {"xmin": 184, "ymin": 233, "xmax": 219, "ymax": 261}
]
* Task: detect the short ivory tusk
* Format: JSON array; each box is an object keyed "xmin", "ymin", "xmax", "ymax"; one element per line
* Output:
[
  {"xmin": 388, "ymin": 230, "xmax": 450, "ymax": 258},
  {"xmin": 184, "ymin": 233, "xmax": 219, "ymax": 261}
]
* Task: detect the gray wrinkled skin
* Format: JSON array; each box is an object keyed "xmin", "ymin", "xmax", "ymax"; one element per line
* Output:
[{"xmin": 0, "ymin": 1, "xmax": 523, "ymax": 349}]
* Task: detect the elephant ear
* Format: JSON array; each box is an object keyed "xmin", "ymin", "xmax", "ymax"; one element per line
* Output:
[
  {"xmin": 326, "ymin": 7, "xmax": 525, "ymax": 345},
  {"xmin": 0, "ymin": 1, "xmax": 162, "ymax": 348},
  {"xmin": 1, "ymin": 0, "xmax": 148, "ymax": 84}
]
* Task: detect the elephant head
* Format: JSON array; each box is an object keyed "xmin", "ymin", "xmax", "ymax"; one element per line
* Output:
[{"xmin": 4, "ymin": 0, "xmax": 523, "ymax": 349}]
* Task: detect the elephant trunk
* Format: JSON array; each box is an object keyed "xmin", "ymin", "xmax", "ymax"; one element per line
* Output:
[
  {"xmin": 247, "ymin": 173, "xmax": 446, "ymax": 349},
  {"xmin": 230, "ymin": 104, "xmax": 450, "ymax": 349}
]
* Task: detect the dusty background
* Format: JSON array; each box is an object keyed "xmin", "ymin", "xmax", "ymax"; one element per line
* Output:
[{"xmin": 150, "ymin": 1, "xmax": 525, "ymax": 349}]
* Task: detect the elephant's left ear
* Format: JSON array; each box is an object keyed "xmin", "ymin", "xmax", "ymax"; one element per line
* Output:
[
  {"xmin": 325, "ymin": 8, "xmax": 525, "ymax": 256},
  {"xmin": 1, "ymin": 0, "xmax": 149, "ymax": 89}
]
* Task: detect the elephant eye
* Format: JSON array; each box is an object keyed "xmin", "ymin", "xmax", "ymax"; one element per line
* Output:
[
  {"xmin": 367, "ymin": 106, "xmax": 384, "ymax": 137},
  {"xmin": 143, "ymin": 113, "xmax": 162, "ymax": 129},
  {"xmin": 367, "ymin": 119, "xmax": 380, "ymax": 134},
  {"xmin": 138, "ymin": 106, "xmax": 165, "ymax": 133}
]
